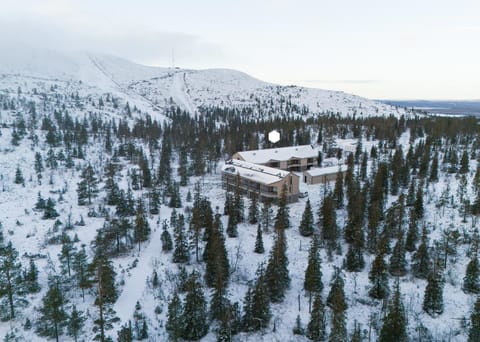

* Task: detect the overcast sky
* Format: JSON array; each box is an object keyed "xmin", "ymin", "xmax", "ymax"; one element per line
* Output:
[{"xmin": 2, "ymin": 0, "xmax": 479, "ymax": 100}]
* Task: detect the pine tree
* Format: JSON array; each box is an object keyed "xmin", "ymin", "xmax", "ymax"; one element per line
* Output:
[
  {"xmin": 389, "ymin": 229, "xmax": 407, "ymax": 277},
  {"xmin": 181, "ymin": 271, "xmax": 208, "ymax": 340},
  {"xmin": 254, "ymin": 224, "xmax": 264, "ymax": 254},
  {"xmin": 72, "ymin": 245, "xmax": 92, "ymax": 301},
  {"xmin": 90, "ymin": 253, "xmax": 119, "ymax": 341},
  {"xmin": 173, "ymin": 214, "xmax": 189, "ymax": 263},
  {"xmin": 134, "ymin": 200, "xmax": 150, "ymax": 250},
  {"xmin": 34, "ymin": 152, "xmax": 44, "ymax": 182},
  {"xmin": 414, "ymin": 187, "xmax": 424, "ymax": 219},
  {"xmin": 14, "ymin": 166, "xmax": 24, "ymax": 185},
  {"xmin": 293, "ymin": 315, "xmax": 305, "ymax": 335},
  {"xmin": 166, "ymin": 292, "xmax": 183, "ymax": 342},
  {"xmin": 378, "ymin": 281, "xmax": 408, "ymax": 342},
  {"xmin": 160, "ymin": 221, "xmax": 173, "ymax": 252},
  {"xmin": 405, "ymin": 212, "xmax": 418, "ymax": 252},
  {"xmin": 299, "ymin": 198, "xmax": 315, "ymax": 236},
  {"xmin": 423, "ymin": 271, "xmax": 444, "ymax": 316},
  {"xmin": 248, "ymin": 192, "xmax": 259, "ymax": 224},
  {"xmin": 464, "ymin": 254, "xmax": 480, "ymax": 294},
  {"xmin": 233, "ymin": 174, "xmax": 245, "ymax": 223},
  {"xmin": 117, "ymin": 322, "xmax": 133, "ymax": 342},
  {"xmin": 168, "ymin": 182, "xmax": 182, "ymax": 208},
  {"xmin": 325, "ymin": 268, "xmax": 347, "ymax": 342},
  {"xmin": 261, "ymin": 200, "xmax": 273, "ymax": 232},
  {"xmin": 469, "ymin": 296, "xmax": 480, "ymax": 342},
  {"xmin": 368, "ymin": 250, "xmax": 389, "ymax": 300},
  {"xmin": 36, "ymin": 280, "xmax": 68, "ymax": 342},
  {"xmin": 274, "ymin": 183, "xmax": 290, "ymax": 230},
  {"xmin": 320, "ymin": 196, "xmax": 337, "ymax": 255},
  {"xmin": 460, "ymin": 150, "xmax": 470, "ymax": 174},
  {"xmin": 412, "ymin": 226, "xmax": 430, "ymax": 279},
  {"xmin": 179, "ymin": 146, "xmax": 189, "ymax": 186},
  {"xmin": 77, "ymin": 164, "xmax": 99, "ymax": 205},
  {"xmin": 226, "ymin": 214, "xmax": 238, "ymax": 238},
  {"xmin": 327, "ymin": 269, "xmax": 347, "ymax": 342},
  {"xmin": 429, "ymin": 153, "xmax": 439, "ymax": 182},
  {"xmin": 204, "ymin": 213, "xmax": 230, "ymax": 289},
  {"xmin": 250, "ymin": 264, "xmax": 271, "ymax": 331},
  {"xmin": 35, "ymin": 192, "xmax": 46, "ymax": 210},
  {"xmin": 56, "ymin": 236, "xmax": 72, "ymax": 275},
  {"xmin": 23, "ymin": 259, "xmax": 41, "ymax": 293},
  {"xmin": 42, "ymin": 198, "xmax": 59, "ymax": 219},
  {"xmin": 67, "ymin": 305, "xmax": 86, "ymax": 342},
  {"xmin": 0, "ymin": 241, "xmax": 23, "ymax": 320},
  {"xmin": 333, "ymin": 169, "xmax": 344, "ymax": 208},
  {"xmin": 265, "ymin": 223, "xmax": 290, "ymax": 303},
  {"xmin": 307, "ymin": 293, "xmax": 326, "ymax": 341},
  {"xmin": 304, "ymin": 235, "xmax": 323, "ymax": 295}
]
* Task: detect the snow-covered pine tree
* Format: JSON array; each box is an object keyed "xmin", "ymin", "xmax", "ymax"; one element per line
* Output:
[
  {"xmin": 299, "ymin": 198, "xmax": 315, "ymax": 236},
  {"xmin": 464, "ymin": 253, "xmax": 480, "ymax": 294},
  {"xmin": 254, "ymin": 224, "xmax": 264, "ymax": 254},
  {"xmin": 379, "ymin": 281, "xmax": 408, "ymax": 342},
  {"xmin": 306, "ymin": 293, "xmax": 326, "ymax": 341}
]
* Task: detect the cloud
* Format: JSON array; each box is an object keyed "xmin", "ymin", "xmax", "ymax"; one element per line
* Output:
[{"xmin": 0, "ymin": 5, "xmax": 227, "ymax": 68}]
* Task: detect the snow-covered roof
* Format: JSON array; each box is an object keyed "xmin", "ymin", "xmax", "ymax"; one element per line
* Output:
[
  {"xmin": 221, "ymin": 159, "xmax": 291, "ymax": 185},
  {"xmin": 235, "ymin": 145, "xmax": 317, "ymax": 164},
  {"xmin": 305, "ymin": 165, "xmax": 348, "ymax": 177}
]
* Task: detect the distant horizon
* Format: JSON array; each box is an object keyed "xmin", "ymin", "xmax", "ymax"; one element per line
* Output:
[{"xmin": 1, "ymin": 0, "xmax": 479, "ymax": 100}]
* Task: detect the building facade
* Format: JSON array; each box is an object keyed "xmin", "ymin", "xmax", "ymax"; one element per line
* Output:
[
  {"xmin": 303, "ymin": 165, "xmax": 348, "ymax": 185},
  {"xmin": 232, "ymin": 144, "xmax": 318, "ymax": 172},
  {"xmin": 221, "ymin": 159, "xmax": 300, "ymax": 203}
]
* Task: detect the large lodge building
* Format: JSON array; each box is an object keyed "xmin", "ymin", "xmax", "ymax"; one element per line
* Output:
[{"xmin": 223, "ymin": 142, "xmax": 354, "ymax": 203}]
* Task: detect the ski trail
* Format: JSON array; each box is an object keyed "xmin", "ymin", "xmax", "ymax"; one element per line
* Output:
[
  {"xmin": 88, "ymin": 55, "xmax": 167, "ymax": 116},
  {"xmin": 171, "ymin": 72, "xmax": 197, "ymax": 115}
]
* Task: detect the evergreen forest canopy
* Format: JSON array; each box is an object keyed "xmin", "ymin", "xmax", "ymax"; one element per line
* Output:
[{"xmin": 2, "ymin": 86, "xmax": 480, "ymax": 341}]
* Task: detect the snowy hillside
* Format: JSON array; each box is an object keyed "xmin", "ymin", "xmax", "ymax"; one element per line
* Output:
[{"xmin": 0, "ymin": 48, "xmax": 410, "ymax": 119}]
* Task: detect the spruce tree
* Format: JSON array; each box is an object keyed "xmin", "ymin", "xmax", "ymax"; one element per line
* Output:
[
  {"xmin": 173, "ymin": 214, "xmax": 189, "ymax": 263},
  {"xmin": 423, "ymin": 271, "xmax": 444, "ymax": 316},
  {"xmin": 368, "ymin": 250, "xmax": 389, "ymax": 300},
  {"xmin": 14, "ymin": 166, "xmax": 24, "ymax": 185},
  {"xmin": 265, "ymin": 223, "xmax": 290, "ymax": 303},
  {"xmin": 42, "ymin": 198, "xmax": 59, "ymax": 219},
  {"xmin": 166, "ymin": 292, "xmax": 183, "ymax": 342},
  {"xmin": 205, "ymin": 213, "xmax": 230, "ymax": 288},
  {"xmin": 307, "ymin": 293, "xmax": 326, "ymax": 341},
  {"xmin": 134, "ymin": 200, "xmax": 150, "ymax": 250},
  {"xmin": 299, "ymin": 198, "xmax": 315, "ymax": 236},
  {"xmin": 251, "ymin": 264, "xmax": 271, "ymax": 330},
  {"xmin": 226, "ymin": 214, "xmax": 238, "ymax": 238},
  {"xmin": 254, "ymin": 224, "xmax": 264, "ymax": 254},
  {"xmin": 304, "ymin": 235, "xmax": 323, "ymax": 296},
  {"xmin": 320, "ymin": 196, "xmax": 337, "ymax": 255},
  {"xmin": 248, "ymin": 192, "xmax": 259, "ymax": 224},
  {"xmin": 464, "ymin": 254, "xmax": 480, "ymax": 294},
  {"xmin": 0, "ymin": 241, "xmax": 23, "ymax": 320},
  {"xmin": 333, "ymin": 169, "xmax": 344, "ymax": 208},
  {"xmin": 378, "ymin": 281, "xmax": 408, "ymax": 342},
  {"xmin": 412, "ymin": 226, "xmax": 430, "ymax": 279},
  {"xmin": 469, "ymin": 296, "xmax": 480, "ymax": 342},
  {"xmin": 293, "ymin": 315, "xmax": 305, "ymax": 335},
  {"xmin": 327, "ymin": 269, "xmax": 347, "ymax": 342},
  {"xmin": 160, "ymin": 221, "xmax": 173, "ymax": 252},
  {"xmin": 389, "ymin": 229, "xmax": 407, "ymax": 277},
  {"xmin": 23, "ymin": 259, "xmax": 41, "ymax": 293},
  {"xmin": 181, "ymin": 271, "xmax": 208, "ymax": 340}
]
